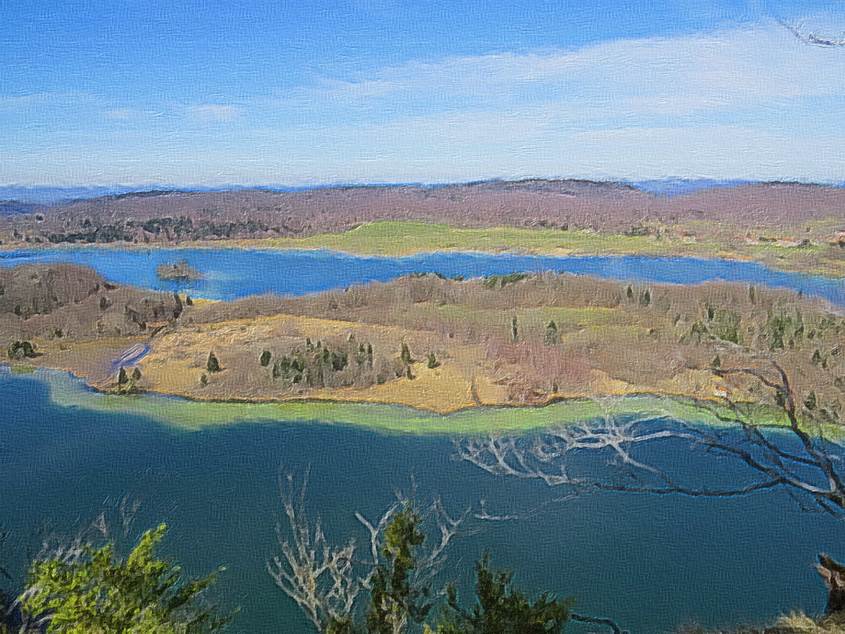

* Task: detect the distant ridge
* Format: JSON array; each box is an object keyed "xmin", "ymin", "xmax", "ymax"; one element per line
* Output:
[{"xmin": 3, "ymin": 178, "xmax": 845, "ymax": 206}]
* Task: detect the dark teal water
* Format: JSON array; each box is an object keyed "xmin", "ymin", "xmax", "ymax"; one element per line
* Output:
[
  {"xmin": 0, "ymin": 372, "xmax": 843, "ymax": 633},
  {"xmin": 1, "ymin": 248, "xmax": 843, "ymax": 306}
]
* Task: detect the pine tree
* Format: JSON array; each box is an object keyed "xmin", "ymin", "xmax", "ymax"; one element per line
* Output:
[
  {"xmin": 427, "ymin": 352, "xmax": 440, "ymax": 369},
  {"xmin": 207, "ymin": 351, "xmax": 221, "ymax": 373},
  {"xmin": 511, "ymin": 316, "xmax": 519, "ymax": 342},
  {"xmin": 400, "ymin": 343, "xmax": 413, "ymax": 365},
  {"xmin": 131, "ymin": 367, "xmax": 142, "ymax": 381},
  {"xmin": 544, "ymin": 321, "xmax": 558, "ymax": 346},
  {"xmin": 260, "ymin": 350, "xmax": 272, "ymax": 367},
  {"xmin": 117, "ymin": 367, "xmax": 128, "ymax": 385}
]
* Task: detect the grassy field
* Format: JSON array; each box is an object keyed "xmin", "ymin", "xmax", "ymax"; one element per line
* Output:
[
  {"xmin": 4, "ymin": 219, "xmax": 842, "ymax": 277},
  {"xmin": 247, "ymin": 220, "xmax": 845, "ymax": 277}
]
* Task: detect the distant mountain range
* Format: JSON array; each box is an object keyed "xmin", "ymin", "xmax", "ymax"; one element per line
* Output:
[{"xmin": 2, "ymin": 178, "xmax": 843, "ymax": 207}]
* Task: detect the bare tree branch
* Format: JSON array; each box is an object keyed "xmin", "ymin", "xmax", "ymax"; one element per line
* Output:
[
  {"xmin": 778, "ymin": 18, "xmax": 845, "ymax": 47},
  {"xmin": 268, "ymin": 469, "xmax": 470, "ymax": 631}
]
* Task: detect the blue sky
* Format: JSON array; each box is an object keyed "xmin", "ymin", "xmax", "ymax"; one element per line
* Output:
[{"xmin": 1, "ymin": 0, "xmax": 844, "ymax": 185}]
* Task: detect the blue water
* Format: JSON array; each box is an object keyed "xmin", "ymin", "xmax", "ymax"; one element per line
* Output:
[
  {"xmin": 1, "ymin": 248, "xmax": 844, "ymax": 631},
  {"xmin": 1, "ymin": 248, "xmax": 843, "ymax": 306},
  {"xmin": 0, "ymin": 371, "xmax": 841, "ymax": 633}
]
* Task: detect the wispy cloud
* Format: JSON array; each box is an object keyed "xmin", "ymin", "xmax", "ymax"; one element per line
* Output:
[
  {"xmin": 4, "ymin": 18, "xmax": 845, "ymax": 184},
  {"xmin": 188, "ymin": 104, "xmax": 240, "ymax": 122},
  {"xmin": 288, "ymin": 19, "xmax": 845, "ymax": 117}
]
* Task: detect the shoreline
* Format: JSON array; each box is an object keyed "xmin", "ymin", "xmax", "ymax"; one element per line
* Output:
[
  {"xmin": 1, "ymin": 220, "xmax": 843, "ymax": 279},
  {"xmin": 3, "ymin": 364, "xmax": 791, "ymax": 436}
]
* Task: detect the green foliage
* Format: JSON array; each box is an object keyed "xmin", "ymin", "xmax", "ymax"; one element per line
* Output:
[
  {"xmin": 206, "ymin": 352, "xmax": 221, "ymax": 373},
  {"xmin": 7, "ymin": 340, "xmax": 36, "ymax": 360},
  {"xmin": 131, "ymin": 367, "xmax": 142, "ymax": 381},
  {"xmin": 118, "ymin": 367, "xmax": 129, "ymax": 385},
  {"xmin": 21, "ymin": 524, "xmax": 228, "ymax": 633},
  {"xmin": 639, "ymin": 289, "xmax": 651, "ymax": 307},
  {"xmin": 199, "ymin": 374, "xmax": 208, "ymax": 387},
  {"xmin": 765, "ymin": 312, "xmax": 804, "ymax": 351},
  {"xmin": 366, "ymin": 507, "xmax": 432, "ymax": 634},
  {"xmin": 427, "ymin": 352, "xmax": 440, "ymax": 369},
  {"xmin": 400, "ymin": 343, "xmax": 414, "ymax": 366},
  {"xmin": 482, "ymin": 273, "xmax": 528, "ymax": 290},
  {"xmin": 709, "ymin": 309, "xmax": 742, "ymax": 345},
  {"xmin": 544, "ymin": 321, "xmax": 558, "ymax": 346},
  {"xmin": 271, "ymin": 338, "xmax": 369, "ymax": 389},
  {"xmin": 436, "ymin": 553, "xmax": 570, "ymax": 634},
  {"xmin": 511, "ymin": 316, "xmax": 518, "ymax": 342},
  {"xmin": 259, "ymin": 350, "xmax": 272, "ymax": 367}
]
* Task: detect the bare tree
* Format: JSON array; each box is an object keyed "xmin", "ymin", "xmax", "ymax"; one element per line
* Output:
[
  {"xmin": 458, "ymin": 357, "xmax": 845, "ymax": 612},
  {"xmin": 267, "ymin": 470, "xmax": 469, "ymax": 632}
]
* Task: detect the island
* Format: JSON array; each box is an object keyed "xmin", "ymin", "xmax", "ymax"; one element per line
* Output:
[
  {"xmin": 2, "ymin": 263, "xmax": 842, "ymax": 424},
  {"xmin": 155, "ymin": 259, "xmax": 202, "ymax": 281}
]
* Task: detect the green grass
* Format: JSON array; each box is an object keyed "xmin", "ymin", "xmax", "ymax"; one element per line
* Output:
[
  {"xmin": 262, "ymin": 221, "xmax": 688, "ymax": 257},
  {"xmin": 254, "ymin": 221, "xmax": 843, "ymax": 278},
  {"xmin": 37, "ymin": 367, "xmax": 788, "ymax": 436},
  {"xmin": 9, "ymin": 219, "xmax": 841, "ymax": 277}
]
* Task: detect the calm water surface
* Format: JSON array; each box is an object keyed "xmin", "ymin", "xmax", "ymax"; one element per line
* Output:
[
  {"xmin": 1, "ymin": 249, "xmax": 844, "ymax": 631},
  {"xmin": 1, "ymin": 248, "xmax": 843, "ymax": 306},
  {"xmin": 0, "ymin": 372, "xmax": 842, "ymax": 633}
]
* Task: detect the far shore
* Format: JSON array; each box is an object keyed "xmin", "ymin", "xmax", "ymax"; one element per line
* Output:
[{"xmin": 1, "ymin": 220, "xmax": 843, "ymax": 278}]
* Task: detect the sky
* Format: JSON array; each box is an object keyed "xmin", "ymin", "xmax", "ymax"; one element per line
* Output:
[{"xmin": 1, "ymin": 0, "xmax": 844, "ymax": 186}]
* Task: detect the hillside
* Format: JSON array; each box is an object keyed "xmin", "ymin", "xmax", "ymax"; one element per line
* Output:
[
  {"xmin": 3, "ymin": 264, "xmax": 842, "ymax": 417},
  {"xmin": 1, "ymin": 180, "xmax": 843, "ymax": 247}
]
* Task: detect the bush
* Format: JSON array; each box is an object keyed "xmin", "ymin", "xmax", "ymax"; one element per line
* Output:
[
  {"xmin": 7, "ymin": 340, "xmax": 36, "ymax": 360},
  {"xmin": 207, "ymin": 352, "xmax": 221, "ymax": 373},
  {"xmin": 21, "ymin": 524, "xmax": 228, "ymax": 633}
]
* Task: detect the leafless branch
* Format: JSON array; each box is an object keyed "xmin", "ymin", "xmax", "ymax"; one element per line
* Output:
[
  {"xmin": 459, "ymin": 360, "xmax": 845, "ymax": 519},
  {"xmin": 778, "ymin": 18, "xmax": 845, "ymax": 47},
  {"xmin": 269, "ymin": 469, "xmax": 470, "ymax": 631}
]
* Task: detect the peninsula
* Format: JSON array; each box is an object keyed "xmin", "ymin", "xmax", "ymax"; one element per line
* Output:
[{"xmin": 2, "ymin": 263, "xmax": 842, "ymax": 421}]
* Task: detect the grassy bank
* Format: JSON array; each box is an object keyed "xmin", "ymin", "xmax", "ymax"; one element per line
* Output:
[
  {"xmin": 250, "ymin": 221, "xmax": 845, "ymax": 278},
  {"xmin": 29, "ymin": 367, "xmax": 761, "ymax": 435}
]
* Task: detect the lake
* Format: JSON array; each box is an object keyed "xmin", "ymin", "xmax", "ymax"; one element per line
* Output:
[
  {"xmin": 1, "ymin": 247, "xmax": 843, "ymax": 306},
  {"xmin": 1, "ymin": 248, "xmax": 845, "ymax": 632},
  {"xmin": 0, "ymin": 370, "xmax": 841, "ymax": 632}
]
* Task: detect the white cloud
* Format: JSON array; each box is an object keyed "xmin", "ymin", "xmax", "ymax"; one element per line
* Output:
[
  {"xmin": 5, "ymin": 19, "xmax": 845, "ymax": 184},
  {"xmin": 286, "ymin": 19, "xmax": 845, "ymax": 118}
]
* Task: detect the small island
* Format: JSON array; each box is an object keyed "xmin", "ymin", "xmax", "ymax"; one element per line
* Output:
[{"xmin": 155, "ymin": 260, "xmax": 202, "ymax": 282}]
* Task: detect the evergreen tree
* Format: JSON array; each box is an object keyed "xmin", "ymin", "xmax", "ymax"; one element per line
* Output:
[
  {"xmin": 21, "ymin": 524, "xmax": 228, "ymax": 633},
  {"xmin": 511, "ymin": 316, "xmax": 519, "ymax": 342},
  {"xmin": 207, "ymin": 352, "xmax": 221, "ymax": 373},
  {"xmin": 117, "ymin": 367, "xmax": 128, "ymax": 385},
  {"xmin": 366, "ymin": 507, "xmax": 431, "ymax": 633},
  {"xmin": 400, "ymin": 343, "xmax": 414, "ymax": 365},
  {"xmin": 260, "ymin": 350, "xmax": 272, "ymax": 367},
  {"xmin": 427, "ymin": 352, "xmax": 440, "ymax": 369},
  {"xmin": 437, "ymin": 553, "xmax": 571, "ymax": 634},
  {"xmin": 544, "ymin": 321, "xmax": 558, "ymax": 346},
  {"xmin": 131, "ymin": 367, "xmax": 142, "ymax": 381}
]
